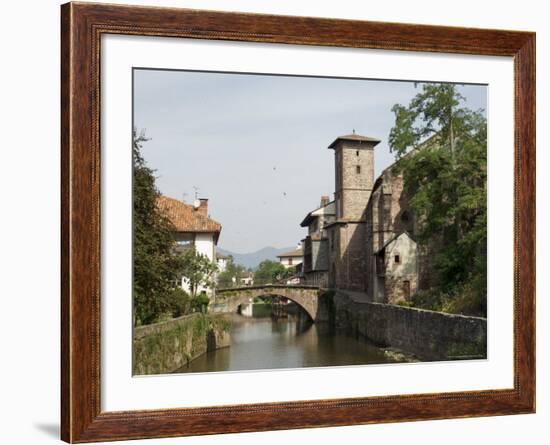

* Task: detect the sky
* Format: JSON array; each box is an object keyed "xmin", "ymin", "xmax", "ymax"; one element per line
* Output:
[{"xmin": 133, "ymin": 69, "xmax": 486, "ymax": 253}]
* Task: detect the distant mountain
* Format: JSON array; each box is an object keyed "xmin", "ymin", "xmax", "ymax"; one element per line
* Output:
[{"xmin": 217, "ymin": 246, "xmax": 295, "ymax": 270}]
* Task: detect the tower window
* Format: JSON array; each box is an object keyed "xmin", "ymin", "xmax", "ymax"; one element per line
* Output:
[
  {"xmin": 394, "ymin": 255, "xmax": 401, "ymax": 264},
  {"xmin": 356, "ymin": 165, "xmax": 361, "ymax": 174}
]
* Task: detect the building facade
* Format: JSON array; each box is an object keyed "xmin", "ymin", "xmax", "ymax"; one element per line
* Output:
[
  {"xmin": 324, "ymin": 133, "xmax": 380, "ymax": 292},
  {"xmin": 303, "ymin": 132, "xmax": 427, "ymax": 305},
  {"xmin": 157, "ymin": 195, "xmax": 221, "ymax": 297},
  {"xmin": 300, "ymin": 196, "xmax": 335, "ymax": 287},
  {"xmin": 364, "ymin": 165, "xmax": 419, "ymax": 304},
  {"xmin": 276, "ymin": 246, "xmax": 304, "ymax": 269},
  {"xmin": 216, "ymin": 252, "xmax": 230, "ymax": 273}
]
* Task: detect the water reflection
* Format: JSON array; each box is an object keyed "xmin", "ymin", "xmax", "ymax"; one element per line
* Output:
[{"xmin": 176, "ymin": 308, "xmax": 395, "ymax": 374}]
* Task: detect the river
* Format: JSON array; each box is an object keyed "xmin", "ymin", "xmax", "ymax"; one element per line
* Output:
[{"xmin": 176, "ymin": 304, "xmax": 397, "ymax": 374}]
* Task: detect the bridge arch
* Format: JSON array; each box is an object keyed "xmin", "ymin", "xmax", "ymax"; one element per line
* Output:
[{"xmin": 215, "ymin": 285, "xmax": 321, "ymax": 321}]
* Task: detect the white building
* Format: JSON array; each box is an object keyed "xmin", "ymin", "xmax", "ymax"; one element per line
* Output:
[
  {"xmin": 276, "ymin": 245, "xmax": 304, "ymax": 269},
  {"xmin": 240, "ymin": 273, "xmax": 254, "ymax": 287},
  {"xmin": 157, "ymin": 195, "xmax": 222, "ymax": 297},
  {"xmin": 216, "ymin": 252, "xmax": 230, "ymax": 273}
]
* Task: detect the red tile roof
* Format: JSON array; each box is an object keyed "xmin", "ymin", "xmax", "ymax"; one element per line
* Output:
[{"xmin": 157, "ymin": 196, "xmax": 221, "ymax": 236}]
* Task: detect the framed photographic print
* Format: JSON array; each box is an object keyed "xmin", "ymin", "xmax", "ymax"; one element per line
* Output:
[{"xmin": 61, "ymin": 2, "xmax": 535, "ymax": 442}]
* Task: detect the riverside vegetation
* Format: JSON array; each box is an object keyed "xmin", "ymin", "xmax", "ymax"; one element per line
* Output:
[
  {"xmin": 133, "ymin": 129, "xmax": 217, "ymax": 326},
  {"xmin": 132, "ymin": 130, "xmax": 231, "ymax": 374},
  {"xmin": 389, "ymin": 84, "xmax": 487, "ymax": 317}
]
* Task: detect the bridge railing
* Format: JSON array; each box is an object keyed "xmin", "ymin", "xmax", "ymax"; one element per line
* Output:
[{"xmin": 216, "ymin": 284, "xmax": 321, "ymax": 293}]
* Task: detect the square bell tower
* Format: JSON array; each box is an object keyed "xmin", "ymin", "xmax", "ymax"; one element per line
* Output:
[
  {"xmin": 326, "ymin": 131, "xmax": 380, "ymax": 292},
  {"xmin": 329, "ymin": 132, "xmax": 380, "ymax": 221}
]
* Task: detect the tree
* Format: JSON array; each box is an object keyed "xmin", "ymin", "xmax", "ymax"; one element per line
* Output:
[
  {"xmin": 389, "ymin": 84, "xmax": 487, "ymax": 316},
  {"xmin": 133, "ymin": 128, "xmax": 185, "ymax": 326},
  {"xmin": 254, "ymin": 260, "xmax": 292, "ymax": 285},
  {"xmin": 180, "ymin": 248, "xmax": 218, "ymax": 298}
]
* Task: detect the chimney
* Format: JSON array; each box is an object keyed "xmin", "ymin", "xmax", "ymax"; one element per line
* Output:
[
  {"xmin": 197, "ymin": 198, "xmax": 208, "ymax": 217},
  {"xmin": 320, "ymin": 195, "xmax": 330, "ymax": 207}
]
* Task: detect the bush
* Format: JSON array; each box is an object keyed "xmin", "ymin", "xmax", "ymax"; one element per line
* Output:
[
  {"xmin": 192, "ymin": 292, "xmax": 210, "ymax": 313},
  {"xmin": 168, "ymin": 287, "xmax": 192, "ymax": 318},
  {"xmin": 441, "ymin": 282, "xmax": 486, "ymax": 317},
  {"xmin": 407, "ymin": 284, "xmax": 486, "ymax": 318},
  {"xmin": 410, "ymin": 289, "xmax": 443, "ymax": 312}
]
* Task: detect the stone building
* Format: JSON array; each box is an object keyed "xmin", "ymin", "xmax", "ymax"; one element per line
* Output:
[
  {"xmin": 364, "ymin": 164, "xmax": 418, "ymax": 304},
  {"xmin": 300, "ymin": 196, "xmax": 335, "ymax": 287},
  {"xmin": 324, "ymin": 133, "xmax": 380, "ymax": 292},
  {"xmin": 306, "ymin": 132, "xmax": 427, "ymax": 305}
]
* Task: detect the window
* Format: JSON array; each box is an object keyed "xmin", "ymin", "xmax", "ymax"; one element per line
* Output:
[
  {"xmin": 356, "ymin": 150, "xmax": 359, "ymax": 156},
  {"xmin": 289, "ymin": 258, "xmax": 293, "ymax": 265},
  {"xmin": 356, "ymin": 165, "xmax": 361, "ymax": 174},
  {"xmin": 394, "ymin": 254, "xmax": 400, "ymax": 264}
]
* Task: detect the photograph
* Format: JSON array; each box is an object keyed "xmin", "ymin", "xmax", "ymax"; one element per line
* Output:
[{"xmin": 131, "ymin": 69, "xmax": 488, "ymax": 376}]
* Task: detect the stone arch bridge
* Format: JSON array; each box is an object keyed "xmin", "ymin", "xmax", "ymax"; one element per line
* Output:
[{"xmin": 214, "ymin": 285, "xmax": 323, "ymax": 321}]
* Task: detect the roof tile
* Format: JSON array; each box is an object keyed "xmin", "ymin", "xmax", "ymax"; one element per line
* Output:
[{"xmin": 157, "ymin": 195, "xmax": 221, "ymax": 234}]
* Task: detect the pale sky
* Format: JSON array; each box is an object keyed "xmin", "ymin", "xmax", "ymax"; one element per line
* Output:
[{"xmin": 133, "ymin": 69, "xmax": 486, "ymax": 253}]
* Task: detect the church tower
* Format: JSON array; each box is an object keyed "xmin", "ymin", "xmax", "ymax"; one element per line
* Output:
[
  {"xmin": 326, "ymin": 132, "xmax": 380, "ymax": 291},
  {"xmin": 329, "ymin": 132, "xmax": 380, "ymax": 220}
]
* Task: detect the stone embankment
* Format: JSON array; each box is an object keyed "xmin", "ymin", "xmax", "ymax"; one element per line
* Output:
[
  {"xmin": 133, "ymin": 313, "xmax": 231, "ymax": 375},
  {"xmin": 332, "ymin": 291, "xmax": 487, "ymax": 361}
]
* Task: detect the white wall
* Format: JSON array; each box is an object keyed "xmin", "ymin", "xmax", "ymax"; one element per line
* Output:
[
  {"xmin": 1, "ymin": 1, "xmax": 547, "ymax": 445},
  {"xmin": 192, "ymin": 233, "xmax": 216, "ymax": 294},
  {"xmin": 280, "ymin": 256, "xmax": 303, "ymax": 268},
  {"xmin": 194, "ymin": 233, "xmax": 215, "ymax": 262}
]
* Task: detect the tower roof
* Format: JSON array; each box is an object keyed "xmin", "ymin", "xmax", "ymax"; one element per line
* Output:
[{"xmin": 328, "ymin": 133, "xmax": 381, "ymax": 149}]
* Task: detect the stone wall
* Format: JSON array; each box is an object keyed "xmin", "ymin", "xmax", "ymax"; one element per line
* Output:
[
  {"xmin": 311, "ymin": 238, "xmax": 329, "ymax": 271},
  {"xmin": 333, "ymin": 291, "xmax": 486, "ymax": 361},
  {"xmin": 304, "ymin": 270, "xmax": 329, "ymax": 288},
  {"xmin": 133, "ymin": 313, "xmax": 230, "ymax": 375},
  {"xmin": 382, "ymin": 233, "xmax": 418, "ymax": 304},
  {"xmin": 334, "ymin": 222, "xmax": 367, "ymax": 292}
]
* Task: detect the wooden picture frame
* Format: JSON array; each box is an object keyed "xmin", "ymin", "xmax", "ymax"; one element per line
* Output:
[{"xmin": 61, "ymin": 2, "xmax": 535, "ymax": 442}]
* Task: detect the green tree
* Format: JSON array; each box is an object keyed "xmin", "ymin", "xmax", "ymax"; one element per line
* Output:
[
  {"xmin": 168, "ymin": 287, "xmax": 192, "ymax": 318},
  {"xmin": 254, "ymin": 260, "xmax": 292, "ymax": 285},
  {"xmin": 133, "ymin": 129, "xmax": 185, "ymax": 326},
  {"xmin": 389, "ymin": 84, "xmax": 487, "ymax": 316},
  {"xmin": 180, "ymin": 248, "xmax": 218, "ymax": 298}
]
